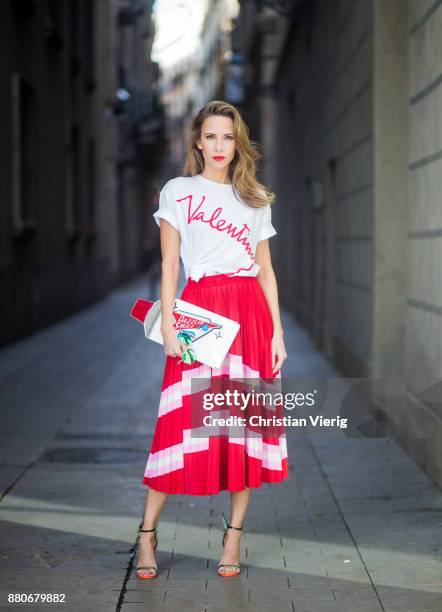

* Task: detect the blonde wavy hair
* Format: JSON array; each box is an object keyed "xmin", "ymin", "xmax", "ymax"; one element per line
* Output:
[{"xmin": 181, "ymin": 100, "xmax": 275, "ymax": 209}]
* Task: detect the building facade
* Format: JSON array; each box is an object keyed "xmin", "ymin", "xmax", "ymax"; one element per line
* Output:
[
  {"xmin": 237, "ymin": 0, "xmax": 442, "ymax": 486},
  {"xmin": 0, "ymin": 0, "xmax": 165, "ymax": 347}
]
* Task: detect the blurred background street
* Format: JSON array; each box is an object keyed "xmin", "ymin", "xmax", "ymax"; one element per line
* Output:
[{"xmin": 1, "ymin": 0, "xmax": 441, "ymax": 610}]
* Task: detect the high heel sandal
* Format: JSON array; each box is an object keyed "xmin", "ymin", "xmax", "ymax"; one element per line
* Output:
[
  {"xmin": 136, "ymin": 526, "xmax": 158, "ymax": 579},
  {"xmin": 217, "ymin": 512, "xmax": 243, "ymax": 577}
]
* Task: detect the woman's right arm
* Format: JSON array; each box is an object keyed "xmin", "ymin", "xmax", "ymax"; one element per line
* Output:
[{"xmin": 158, "ymin": 218, "xmax": 185, "ymax": 358}]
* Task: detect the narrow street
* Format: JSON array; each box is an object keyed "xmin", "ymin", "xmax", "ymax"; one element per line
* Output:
[{"xmin": 0, "ymin": 275, "xmax": 441, "ymax": 612}]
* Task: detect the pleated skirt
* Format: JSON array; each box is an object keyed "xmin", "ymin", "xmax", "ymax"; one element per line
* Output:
[{"xmin": 142, "ymin": 273, "xmax": 289, "ymax": 495}]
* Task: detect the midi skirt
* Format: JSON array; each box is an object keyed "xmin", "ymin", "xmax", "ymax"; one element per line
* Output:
[{"xmin": 142, "ymin": 273, "xmax": 289, "ymax": 495}]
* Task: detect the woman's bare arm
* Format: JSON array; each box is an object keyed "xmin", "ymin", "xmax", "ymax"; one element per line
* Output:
[
  {"xmin": 255, "ymin": 239, "xmax": 283, "ymax": 334},
  {"xmin": 158, "ymin": 218, "xmax": 185, "ymax": 358},
  {"xmin": 255, "ymin": 239, "xmax": 287, "ymax": 374}
]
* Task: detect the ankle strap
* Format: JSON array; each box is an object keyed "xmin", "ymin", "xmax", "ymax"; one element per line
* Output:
[
  {"xmin": 139, "ymin": 526, "xmax": 156, "ymax": 532},
  {"xmin": 227, "ymin": 524, "xmax": 243, "ymax": 531},
  {"xmin": 221, "ymin": 511, "xmax": 243, "ymax": 531}
]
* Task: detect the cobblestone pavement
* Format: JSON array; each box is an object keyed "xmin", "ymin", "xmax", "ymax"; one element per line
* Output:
[{"xmin": 0, "ymin": 274, "xmax": 441, "ymax": 612}]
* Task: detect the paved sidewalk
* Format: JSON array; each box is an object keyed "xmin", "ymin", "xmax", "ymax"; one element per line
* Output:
[{"xmin": 0, "ymin": 274, "xmax": 441, "ymax": 612}]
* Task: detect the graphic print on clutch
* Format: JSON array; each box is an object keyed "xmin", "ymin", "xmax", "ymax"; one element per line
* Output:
[{"xmin": 173, "ymin": 307, "xmax": 222, "ymax": 344}]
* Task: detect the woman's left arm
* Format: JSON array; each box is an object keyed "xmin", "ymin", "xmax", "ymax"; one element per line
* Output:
[{"xmin": 255, "ymin": 239, "xmax": 288, "ymax": 375}]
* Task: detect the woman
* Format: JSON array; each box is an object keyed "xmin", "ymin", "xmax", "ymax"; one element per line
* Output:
[{"xmin": 136, "ymin": 100, "xmax": 288, "ymax": 580}]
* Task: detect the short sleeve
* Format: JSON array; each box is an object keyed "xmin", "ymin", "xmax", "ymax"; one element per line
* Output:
[
  {"xmin": 259, "ymin": 204, "xmax": 277, "ymax": 242},
  {"xmin": 153, "ymin": 181, "xmax": 180, "ymax": 231}
]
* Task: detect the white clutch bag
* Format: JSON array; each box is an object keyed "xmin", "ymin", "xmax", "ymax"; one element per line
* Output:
[{"xmin": 130, "ymin": 297, "xmax": 240, "ymax": 369}]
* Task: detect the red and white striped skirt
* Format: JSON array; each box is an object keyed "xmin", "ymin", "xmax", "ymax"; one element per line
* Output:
[{"xmin": 142, "ymin": 273, "xmax": 289, "ymax": 495}]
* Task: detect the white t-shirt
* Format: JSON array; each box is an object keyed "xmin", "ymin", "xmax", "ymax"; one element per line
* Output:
[{"xmin": 153, "ymin": 174, "xmax": 277, "ymax": 282}]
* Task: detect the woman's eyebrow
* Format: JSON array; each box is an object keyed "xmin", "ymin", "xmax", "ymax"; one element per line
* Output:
[{"xmin": 204, "ymin": 132, "xmax": 234, "ymax": 136}]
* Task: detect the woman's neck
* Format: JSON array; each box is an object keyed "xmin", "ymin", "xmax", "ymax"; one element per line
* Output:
[{"xmin": 200, "ymin": 169, "xmax": 231, "ymax": 185}]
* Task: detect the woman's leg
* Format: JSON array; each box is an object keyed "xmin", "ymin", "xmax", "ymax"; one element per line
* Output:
[
  {"xmin": 218, "ymin": 487, "xmax": 251, "ymax": 573},
  {"xmin": 136, "ymin": 488, "xmax": 168, "ymax": 577}
]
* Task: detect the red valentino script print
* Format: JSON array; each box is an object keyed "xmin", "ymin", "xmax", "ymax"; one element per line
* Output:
[{"xmin": 176, "ymin": 194, "xmax": 255, "ymax": 274}]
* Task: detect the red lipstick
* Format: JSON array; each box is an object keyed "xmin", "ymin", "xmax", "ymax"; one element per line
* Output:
[{"xmin": 212, "ymin": 156, "xmax": 225, "ymax": 161}]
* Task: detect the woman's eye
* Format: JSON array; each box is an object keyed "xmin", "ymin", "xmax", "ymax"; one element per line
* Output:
[{"xmin": 206, "ymin": 135, "xmax": 234, "ymax": 140}]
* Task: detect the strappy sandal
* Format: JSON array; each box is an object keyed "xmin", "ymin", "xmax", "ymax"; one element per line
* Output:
[
  {"xmin": 136, "ymin": 526, "xmax": 158, "ymax": 579},
  {"xmin": 217, "ymin": 512, "xmax": 243, "ymax": 577}
]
